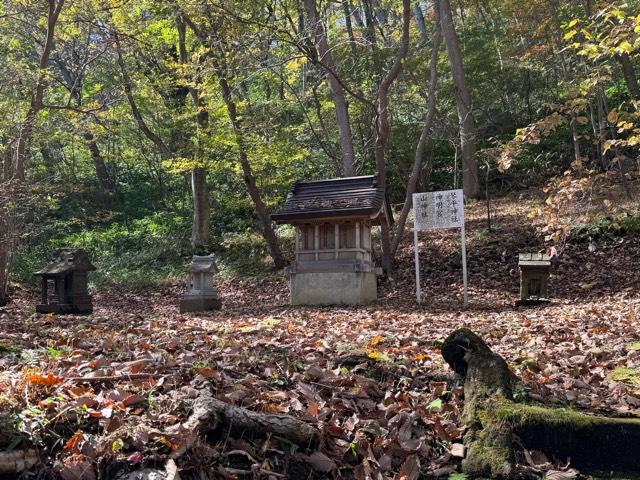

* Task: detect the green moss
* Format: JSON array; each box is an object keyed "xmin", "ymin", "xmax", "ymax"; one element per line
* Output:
[
  {"xmin": 0, "ymin": 343, "xmax": 21, "ymax": 355},
  {"xmin": 608, "ymin": 366, "xmax": 640, "ymax": 386},
  {"xmin": 626, "ymin": 342, "xmax": 640, "ymax": 352},
  {"xmin": 496, "ymin": 403, "xmax": 596, "ymax": 427},
  {"xmin": 496, "ymin": 402, "xmax": 640, "ymax": 434},
  {"xmin": 462, "ymin": 410, "xmax": 514, "ymax": 478}
]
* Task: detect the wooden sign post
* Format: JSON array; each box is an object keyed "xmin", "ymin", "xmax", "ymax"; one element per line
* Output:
[{"xmin": 412, "ymin": 189, "xmax": 467, "ymax": 306}]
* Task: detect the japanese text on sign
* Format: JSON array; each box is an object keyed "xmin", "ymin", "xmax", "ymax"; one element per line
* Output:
[{"xmin": 413, "ymin": 189, "xmax": 464, "ymax": 231}]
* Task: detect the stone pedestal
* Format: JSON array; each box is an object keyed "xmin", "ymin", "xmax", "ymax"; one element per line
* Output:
[
  {"xmin": 179, "ymin": 295, "xmax": 222, "ymax": 313},
  {"xmin": 290, "ymin": 271, "xmax": 377, "ymax": 306}
]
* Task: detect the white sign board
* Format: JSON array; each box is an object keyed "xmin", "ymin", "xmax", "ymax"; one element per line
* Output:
[
  {"xmin": 412, "ymin": 189, "xmax": 467, "ymax": 306},
  {"xmin": 413, "ymin": 189, "xmax": 464, "ymax": 230}
]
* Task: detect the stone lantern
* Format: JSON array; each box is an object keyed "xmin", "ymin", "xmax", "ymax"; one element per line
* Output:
[
  {"xmin": 179, "ymin": 254, "xmax": 221, "ymax": 313},
  {"xmin": 34, "ymin": 248, "xmax": 95, "ymax": 314},
  {"xmin": 517, "ymin": 252, "xmax": 551, "ymax": 306},
  {"xmin": 271, "ymin": 174, "xmax": 391, "ymax": 305}
]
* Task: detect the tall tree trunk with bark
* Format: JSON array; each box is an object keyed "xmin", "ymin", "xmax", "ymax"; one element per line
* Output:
[
  {"xmin": 304, "ymin": 0, "xmax": 356, "ymax": 176},
  {"xmin": 616, "ymin": 53, "xmax": 640, "ymax": 100},
  {"xmin": 549, "ymin": 0, "xmax": 582, "ymax": 164},
  {"xmin": 438, "ymin": 0, "xmax": 480, "ymax": 198},
  {"xmin": 342, "ymin": 0, "xmax": 357, "ymax": 52},
  {"xmin": 176, "ymin": 15, "xmax": 211, "ymax": 253},
  {"xmin": 215, "ymin": 69, "xmax": 286, "ymax": 269},
  {"xmin": 391, "ymin": 3, "xmax": 442, "ymax": 256},
  {"xmin": 181, "ymin": 13, "xmax": 286, "ymax": 268},
  {"xmin": 374, "ymin": 0, "xmax": 411, "ymax": 274},
  {"xmin": 0, "ymin": 187, "xmax": 11, "ymax": 305},
  {"xmin": 414, "ymin": 2, "xmax": 429, "ymax": 43},
  {"xmin": 118, "ymin": 29, "xmax": 211, "ymax": 252},
  {"xmin": 83, "ymin": 132, "xmax": 115, "ymax": 194},
  {"xmin": 12, "ymin": 0, "xmax": 65, "ymax": 182}
]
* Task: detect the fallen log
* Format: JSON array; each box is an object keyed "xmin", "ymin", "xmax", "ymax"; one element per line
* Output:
[
  {"xmin": 0, "ymin": 449, "xmax": 40, "ymax": 475},
  {"xmin": 181, "ymin": 387, "xmax": 319, "ymax": 449},
  {"xmin": 442, "ymin": 328, "xmax": 640, "ymax": 478}
]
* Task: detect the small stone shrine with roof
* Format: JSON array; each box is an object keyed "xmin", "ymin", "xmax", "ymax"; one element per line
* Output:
[
  {"xmin": 272, "ymin": 174, "xmax": 391, "ymax": 305},
  {"xmin": 179, "ymin": 254, "xmax": 222, "ymax": 313},
  {"xmin": 34, "ymin": 248, "xmax": 95, "ymax": 314},
  {"xmin": 517, "ymin": 252, "xmax": 551, "ymax": 305}
]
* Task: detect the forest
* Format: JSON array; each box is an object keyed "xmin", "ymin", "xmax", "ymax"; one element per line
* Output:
[{"xmin": 0, "ymin": 0, "xmax": 639, "ymax": 478}]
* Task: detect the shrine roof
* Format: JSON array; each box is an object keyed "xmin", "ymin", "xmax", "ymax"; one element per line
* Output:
[
  {"xmin": 518, "ymin": 253, "xmax": 551, "ymax": 267},
  {"xmin": 34, "ymin": 248, "xmax": 96, "ymax": 276},
  {"xmin": 271, "ymin": 174, "xmax": 391, "ymax": 224}
]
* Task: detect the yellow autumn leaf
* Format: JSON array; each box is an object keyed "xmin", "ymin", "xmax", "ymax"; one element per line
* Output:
[
  {"xmin": 616, "ymin": 41, "xmax": 632, "ymax": 54},
  {"xmin": 370, "ymin": 335, "xmax": 383, "ymax": 347},
  {"xmin": 563, "ymin": 30, "xmax": 577, "ymax": 41}
]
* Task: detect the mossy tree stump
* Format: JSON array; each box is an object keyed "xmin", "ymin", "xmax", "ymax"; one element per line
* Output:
[{"xmin": 442, "ymin": 328, "xmax": 640, "ymax": 478}]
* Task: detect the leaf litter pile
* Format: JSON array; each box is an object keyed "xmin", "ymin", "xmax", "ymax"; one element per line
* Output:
[{"xmin": 0, "ymin": 192, "xmax": 638, "ymax": 480}]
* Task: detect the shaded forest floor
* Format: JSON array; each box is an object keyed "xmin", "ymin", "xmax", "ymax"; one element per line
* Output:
[{"xmin": 1, "ymin": 176, "xmax": 639, "ymax": 479}]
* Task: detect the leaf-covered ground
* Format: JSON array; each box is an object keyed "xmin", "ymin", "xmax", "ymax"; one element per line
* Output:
[{"xmin": 1, "ymin": 188, "xmax": 639, "ymax": 479}]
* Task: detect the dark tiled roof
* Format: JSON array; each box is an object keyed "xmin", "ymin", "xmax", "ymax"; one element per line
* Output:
[
  {"xmin": 34, "ymin": 248, "xmax": 96, "ymax": 276},
  {"xmin": 271, "ymin": 174, "xmax": 390, "ymax": 223}
]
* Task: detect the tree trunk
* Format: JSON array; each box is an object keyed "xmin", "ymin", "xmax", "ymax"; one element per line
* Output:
[
  {"xmin": 616, "ymin": 53, "xmax": 640, "ymax": 100},
  {"xmin": 374, "ymin": 0, "xmax": 411, "ymax": 274},
  {"xmin": 342, "ymin": 0, "xmax": 357, "ymax": 51},
  {"xmin": 217, "ymin": 75, "xmax": 286, "ymax": 269},
  {"xmin": 0, "ymin": 239, "xmax": 9, "ymax": 306},
  {"xmin": 414, "ymin": 2, "xmax": 429, "ymax": 43},
  {"xmin": 304, "ymin": 0, "xmax": 356, "ymax": 176},
  {"xmin": 392, "ymin": 4, "xmax": 441, "ymax": 256},
  {"xmin": 438, "ymin": 0, "xmax": 480, "ymax": 198},
  {"xmin": 180, "ymin": 14, "xmax": 286, "ymax": 268},
  {"xmin": 83, "ymin": 132, "xmax": 115, "ymax": 193},
  {"xmin": 177, "ymin": 15, "xmax": 213, "ymax": 253},
  {"xmin": 2, "ymin": 143, "xmax": 12, "ymax": 181},
  {"xmin": 442, "ymin": 328, "xmax": 640, "ymax": 478},
  {"xmin": 190, "ymin": 167, "xmax": 210, "ymax": 253},
  {"xmin": 0, "ymin": 182, "xmax": 17, "ymax": 306},
  {"xmin": 115, "ymin": 35, "xmax": 173, "ymax": 159},
  {"xmin": 12, "ymin": 0, "xmax": 65, "ymax": 182}
]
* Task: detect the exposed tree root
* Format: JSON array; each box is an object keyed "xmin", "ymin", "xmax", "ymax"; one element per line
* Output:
[{"xmin": 442, "ymin": 328, "xmax": 640, "ymax": 478}]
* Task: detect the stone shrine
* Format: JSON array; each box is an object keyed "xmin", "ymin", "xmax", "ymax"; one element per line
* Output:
[
  {"xmin": 271, "ymin": 174, "xmax": 391, "ymax": 305},
  {"xmin": 517, "ymin": 252, "xmax": 551, "ymax": 305},
  {"xmin": 179, "ymin": 254, "xmax": 221, "ymax": 313},
  {"xmin": 34, "ymin": 248, "xmax": 95, "ymax": 314}
]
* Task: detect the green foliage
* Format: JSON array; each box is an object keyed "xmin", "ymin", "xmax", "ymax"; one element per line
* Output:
[
  {"xmin": 574, "ymin": 212, "xmax": 640, "ymax": 239},
  {"xmin": 13, "ymin": 213, "xmax": 191, "ymax": 288},
  {"xmin": 0, "ymin": 343, "xmax": 21, "ymax": 355}
]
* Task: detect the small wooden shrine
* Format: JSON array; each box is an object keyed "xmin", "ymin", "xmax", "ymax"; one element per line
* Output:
[
  {"xmin": 34, "ymin": 248, "xmax": 95, "ymax": 314},
  {"xmin": 272, "ymin": 174, "xmax": 391, "ymax": 305},
  {"xmin": 179, "ymin": 254, "xmax": 222, "ymax": 313},
  {"xmin": 517, "ymin": 252, "xmax": 551, "ymax": 306}
]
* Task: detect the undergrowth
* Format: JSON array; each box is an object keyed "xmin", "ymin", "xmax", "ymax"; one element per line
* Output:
[
  {"xmin": 10, "ymin": 215, "xmax": 295, "ymax": 289},
  {"xmin": 573, "ymin": 211, "xmax": 640, "ymax": 240}
]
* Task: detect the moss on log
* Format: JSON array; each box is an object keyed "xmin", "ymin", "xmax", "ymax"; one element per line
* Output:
[{"xmin": 441, "ymin": 328, "xmax": 640, "ymax": 478}]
